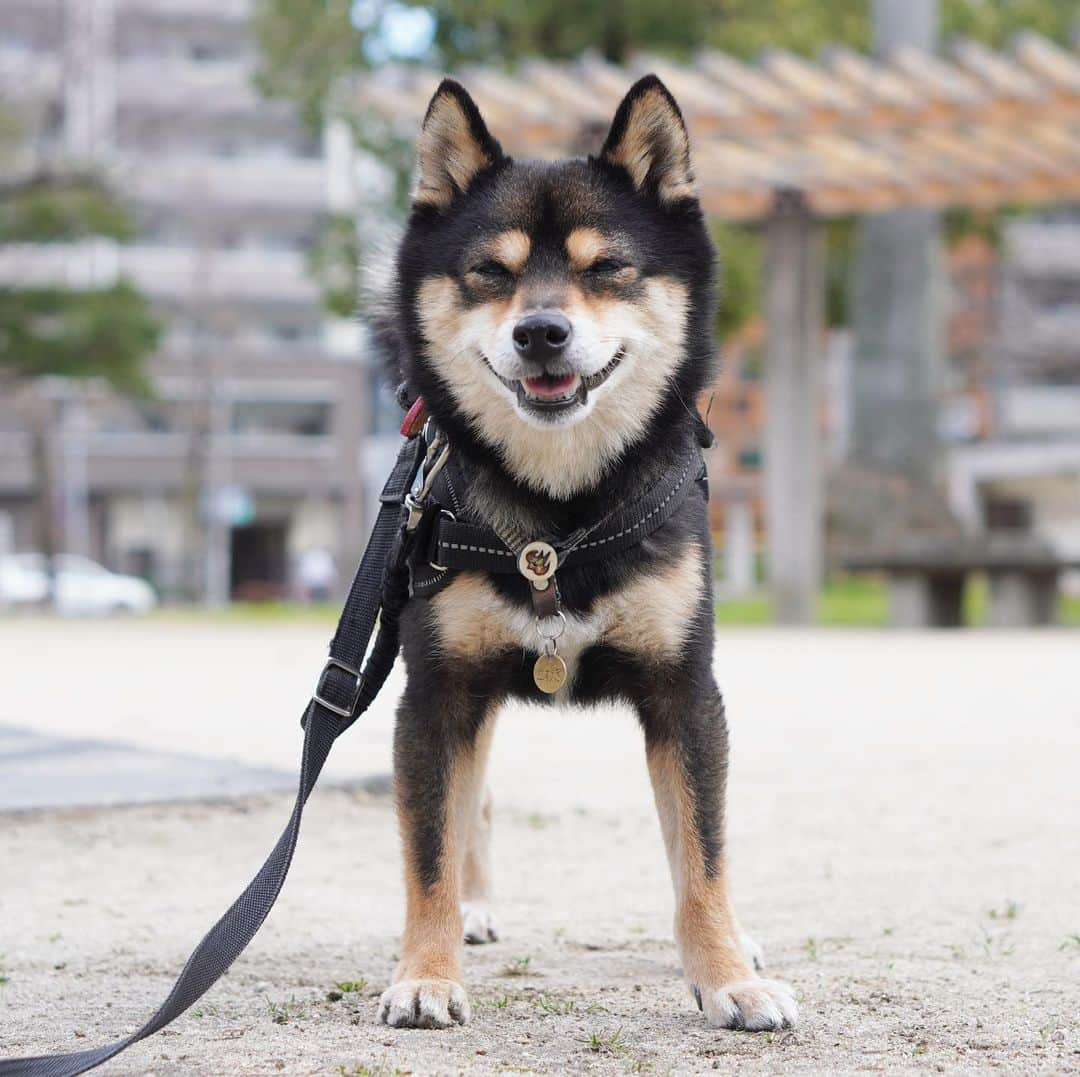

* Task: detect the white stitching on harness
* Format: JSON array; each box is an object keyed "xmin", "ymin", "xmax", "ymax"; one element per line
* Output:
[
  {"xmin": 578, "ymin": 460, "xmax": 692, "ymax": 550},
  {"xmin": 443, "ymin": 541, "xmax": 513, "ymax": 556},
  {"xmin": 435, "ymin": 456, "xmax": 696, "ymax": 561}
]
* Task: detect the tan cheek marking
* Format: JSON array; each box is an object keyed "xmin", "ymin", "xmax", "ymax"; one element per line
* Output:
[
  {"xmin": 639, "ymin": 276, "xmax": 689, "ymax": 339},
  {"xmin": 491, "ymin": 230, "xmax": 531, "ymax": 274},
  {"xmin": 430, "ymin": 573, "xmax": 521, "ymax": 659},
  {"xmin": 566, "ymin": 288, "xmax": 637, "ymax": 325},
  {"xmin": 417, "ymin": 276, "xmax": 462, "ymax": 341},
  {"xmin": 599, "ymin": 543, "xmax": 704, "ymax": 662},
  {"xmin": 417, "ymin": 276, "xmax": 516, "ymax": 355}
]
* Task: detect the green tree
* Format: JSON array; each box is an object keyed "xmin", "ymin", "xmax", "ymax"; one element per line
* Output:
[
  {"xmin": 1, "ymin": 120, "xmax": 159, "ymax": 591},
  {"xmin": 253, "ymin": 0, "xmax": 1073, "ymax": 335}
]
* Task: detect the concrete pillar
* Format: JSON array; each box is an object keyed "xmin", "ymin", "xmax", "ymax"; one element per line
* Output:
[
  {"xmin": 60, "ymin": 396, "xmax": 91, "ymax": 558},
  {"xmin": 988, "ymin": 571, "xmax": 1058, "ymax": 627},
  {"xmin": 852, "ymin": 0, "xmax": 944, "ymax": 494},
  {"xmin": 764, "ymin": 189, "xmax": 824, "ymax": 625},
  {"xmin": 888, "ymin": 571, "xmax": 964, "ymax": 628},
  {"xmin": 723, "ymin": 496, "xmax": 755, "ymax": 596}
]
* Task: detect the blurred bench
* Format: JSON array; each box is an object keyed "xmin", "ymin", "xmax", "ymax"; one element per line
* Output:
[{"xmin": 842, "ymin": 538, "xmax": 1074, "ymax": 628}]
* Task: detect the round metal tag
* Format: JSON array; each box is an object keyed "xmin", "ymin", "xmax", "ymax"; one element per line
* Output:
[
  {"xmin": 533, "ymin": 653, "xmax": 567, "ymax": 694},
  {"xmin": 518, "ymin": 540, "xmax": 557, "ymax": 584}
]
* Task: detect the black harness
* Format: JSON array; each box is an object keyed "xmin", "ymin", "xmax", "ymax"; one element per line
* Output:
[
  {"xmin": 409, "ymin": 437, "xmax": 708, "ymax": 596},
  {"xmin": 0, "ymin": 417, "xmax": 708, "ymax": 1077}
]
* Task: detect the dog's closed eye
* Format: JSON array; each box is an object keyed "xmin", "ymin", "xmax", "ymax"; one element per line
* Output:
[
  {"xmin": 585, "ymin": 258, "xmax": 629, "ymax": 275},
  {"xmin": 470, "ymin": 259, "xmax": 512, "ymax": 278}
]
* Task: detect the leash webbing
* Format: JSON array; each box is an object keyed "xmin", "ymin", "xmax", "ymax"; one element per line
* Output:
[{"xmin": 0, "ymin": 438, "xmax": 426, "ymax": 1077}]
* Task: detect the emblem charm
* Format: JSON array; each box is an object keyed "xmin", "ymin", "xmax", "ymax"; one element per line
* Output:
[
  {"xmin": 533, "ymin": 652, "xmax": 568, "ymax": 694},
  {"xmin": 518, "ymin": 540, "xmax": 557, "ymax": 584}
]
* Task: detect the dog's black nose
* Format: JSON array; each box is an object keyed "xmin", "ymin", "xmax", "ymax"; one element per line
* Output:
[{"xmin": 512, "ymin": 312, "xmax": 572, "ymax": 363}]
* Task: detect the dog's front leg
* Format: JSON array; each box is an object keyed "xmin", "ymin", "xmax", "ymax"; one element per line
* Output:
[
  {"xmin": 379, "ymin": 679, "xmax": 494, "ymax": 1028},
  {"xmin": 638, "ymin": 675, "xmax": 798, "ymax": 1031}
]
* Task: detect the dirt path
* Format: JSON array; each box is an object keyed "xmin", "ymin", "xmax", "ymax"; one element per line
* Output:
[{"xmin": 1, "ymin": 626, "xmax": 1078, "ymax": 1074}]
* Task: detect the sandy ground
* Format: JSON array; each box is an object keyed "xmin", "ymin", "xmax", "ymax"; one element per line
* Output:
[{"xmin": 1, "ymin": 621, "xmax": 1079, "ymax": 1074}]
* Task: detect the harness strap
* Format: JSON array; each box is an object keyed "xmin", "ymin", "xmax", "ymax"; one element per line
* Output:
[
  {"xmin": 0, "ymin": 436, "xmax": 428, "ymax": 1077},
  {"xmin": 424, "ymin": 447, "xmax": 705, "ymax": 576}
]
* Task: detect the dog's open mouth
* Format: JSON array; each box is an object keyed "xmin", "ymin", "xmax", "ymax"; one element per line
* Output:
[{"xmin": 485, "ymin": 348, "xmax": 625, "ymax": 417}]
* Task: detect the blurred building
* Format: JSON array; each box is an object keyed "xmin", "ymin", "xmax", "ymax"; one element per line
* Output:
[
  {"xmin": 949, "ymin": 211, "xmax": 1080, "ymax": 567},
  {"xmin": 0, "ymin": 0, "xmax": 368, "ymax": 601}
]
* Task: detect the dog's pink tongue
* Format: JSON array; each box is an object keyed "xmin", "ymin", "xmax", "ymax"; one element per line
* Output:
[{"xmin": 522, "ymin": 372, "xmax": 577, "ymax": 398}]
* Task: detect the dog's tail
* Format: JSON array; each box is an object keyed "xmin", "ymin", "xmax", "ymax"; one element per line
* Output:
[{"xmin": 359, "ymin": 223, "xmax": 411, "ymax": 404}]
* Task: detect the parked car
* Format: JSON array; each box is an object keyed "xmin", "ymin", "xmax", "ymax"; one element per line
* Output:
[{"xmin": 0, "ymin": 553, "xmax": 157, "ymax": 615}]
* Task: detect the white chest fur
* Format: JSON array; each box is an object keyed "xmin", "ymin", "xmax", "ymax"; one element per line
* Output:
[{"xmin": 429, "ymin": 543, "xmax": 704, "ymax": 696}]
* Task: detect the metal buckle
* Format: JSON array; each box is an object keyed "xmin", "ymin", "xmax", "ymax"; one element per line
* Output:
[
  {"xmin": 429, "ymin": 508, "xmax": 456, "ymax": 571},
  {"xmin": 313, "ymin": 657, "xmax": 363, "ymax": 719}
]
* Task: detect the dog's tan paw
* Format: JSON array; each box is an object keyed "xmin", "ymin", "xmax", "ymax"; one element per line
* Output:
[
  {"xmin": 378, "ymin": 978, "xmax": 470, "ymax": 1029},
  {"xmin": 462, "ymin": 901, "xmax": 499, "ymax": 945},
  {"xmin": 693, "ymin": 978, "xmax": 797, "ymax": 1031}
]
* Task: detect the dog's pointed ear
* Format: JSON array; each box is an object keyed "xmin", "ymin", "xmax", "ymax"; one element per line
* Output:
[
  {"xmin": 599, "ymin": 75, "xmax": 696, "ymax": 205},
  {"xmin": 413, "ymin": 79, "xmax": 503, "ymax": 208}
]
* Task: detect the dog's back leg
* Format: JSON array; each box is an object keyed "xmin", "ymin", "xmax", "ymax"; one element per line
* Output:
[{"xmin": 462, "ymin": 774, "xmax": 500, "ymax": 944}]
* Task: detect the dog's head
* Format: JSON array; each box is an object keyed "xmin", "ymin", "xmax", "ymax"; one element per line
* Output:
[{"xmin": 393, "ymin": 76, "xmax": 716, "ymax": 498}]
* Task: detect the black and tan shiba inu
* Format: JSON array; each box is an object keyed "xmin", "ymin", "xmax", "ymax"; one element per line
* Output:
[{"xmin": 370, "ymin": 75, "xmax": 797, "ymax": 1033}]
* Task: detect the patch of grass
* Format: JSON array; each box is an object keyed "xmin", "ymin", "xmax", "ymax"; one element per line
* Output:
[
  {"xmin": 333, "ymin": 979, "xmax": 368, "ymax": 994},
  {"xmin": 717, "ymin": 573, "xmax": 1080, "ymax": 627},
  {"xmin": 150, "ymin": 601, "xmax": 338, "ymax": 625},
  {"xmin": 1062, "ymin": 594, "xmax": 1080, "ymax": 626},
  {"xmin": 977, "ymin": 926, "xmax": 1015, "ymax": 958},
  {"xmin": 1057, "ymin": 933, "xmax": 1080, "ymax": 952},
  {"xmin": 265, "ymin": 995, "xmax": 307, "ymax": 1025},
  {"xmin": 523, "ymin": 812, "xmax": 556, "ymax": 830},
  {"xmin": 717, "ymin": 574, "xmax": 890, "ymax": 627},
  {"xmin": 337, "ymin": 1058, "xmax": 407, "ymax": 1077},
  {"xmin": 803, "ymin": 937, "xmax": 819, "ymax": 961},
  {"xmin": 987, "ymin": 900, "xmax": 1021, "ymax": 921},
  {"xmin": 492, "ymin": 994, "xmax": 512, "ymax": 1009},
  {"xmin": 0, "ymin": 954, "xmax": 9, "ymax": 986},
  {"xmin": 578, "ymin": 1026, "xmax": 628, "ymax": 1056},
  {"xmin": 500, "ymin": 955, "xmax": 532, "ymax": 977},
  {"xmin": 536, "ymin": 994, "xmax": 576, "ymax": 1015}
]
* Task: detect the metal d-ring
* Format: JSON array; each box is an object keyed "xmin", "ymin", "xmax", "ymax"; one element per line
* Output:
[
  {"xmin": 535, "ymin": 610, "xmax": 566, "ymax": 642},
  {"xmin": 428, "ymin": 508, "xmax": 456, "ymax": 572}
]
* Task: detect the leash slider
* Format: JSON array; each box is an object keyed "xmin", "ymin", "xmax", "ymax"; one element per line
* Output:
[{"xmin": 313, "ymin": 656, "xmax": 364, "ymax": 718}]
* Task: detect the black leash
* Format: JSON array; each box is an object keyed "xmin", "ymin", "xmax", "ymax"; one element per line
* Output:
[
  {"xmin": 1, "ymin": 416, "xmax": 707, "ymax": 1075},
  {"xmin": 0, "ymin": 436, "xmax": 429, "ymax": 1077}
]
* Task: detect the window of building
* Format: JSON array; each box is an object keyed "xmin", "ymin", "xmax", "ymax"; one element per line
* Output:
[
  {"xmin": 737, "ymin": 447, "xmax": 762, "ymax": 470},
  {"xmin": 231, "ymin": 400, "xmax": 331, "ymax": 437}
]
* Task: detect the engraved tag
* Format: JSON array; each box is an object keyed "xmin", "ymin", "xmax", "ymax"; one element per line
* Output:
[
  {"xmin": 533, "ymin": 652, "xmax": 567, "ymax": 694},
  {"xmin": 518, "ymin": 540, "xmax": 557, "ymax": 584}
]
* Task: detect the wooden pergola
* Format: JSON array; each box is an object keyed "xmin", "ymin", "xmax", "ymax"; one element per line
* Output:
[{"xmin": 353, "ymin": 35, "xmax": 1080, "ymax": 621}]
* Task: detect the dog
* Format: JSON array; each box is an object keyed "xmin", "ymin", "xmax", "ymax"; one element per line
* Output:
[{"xmin": 369, "ymin": 74, "xmax": 797, "ymax": 1033}]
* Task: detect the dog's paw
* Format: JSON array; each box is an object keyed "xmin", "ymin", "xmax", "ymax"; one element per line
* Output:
[
  {"xmin": 462, "ymin": 901, "xmax": 499, "ymax": 945},
  {"xmin": 378, "ymin": 978, "xmax": 470, "ymax": 1029},
  {"xmin": 737, "ymin": 927, "xmax": 766, "ymax": 971},
  {"xmin": 693, "ymin": 978, "xmax": 797, "ymax": 1031}
]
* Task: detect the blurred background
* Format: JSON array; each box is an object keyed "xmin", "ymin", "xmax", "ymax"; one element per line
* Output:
[
  {"xmin": 1, "ymin": 0, "xmax": 1079, "ymax": 628},
  {"xmin": 2, "ymin": 11, "xmax": 1079, "ymax": 1066}
]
